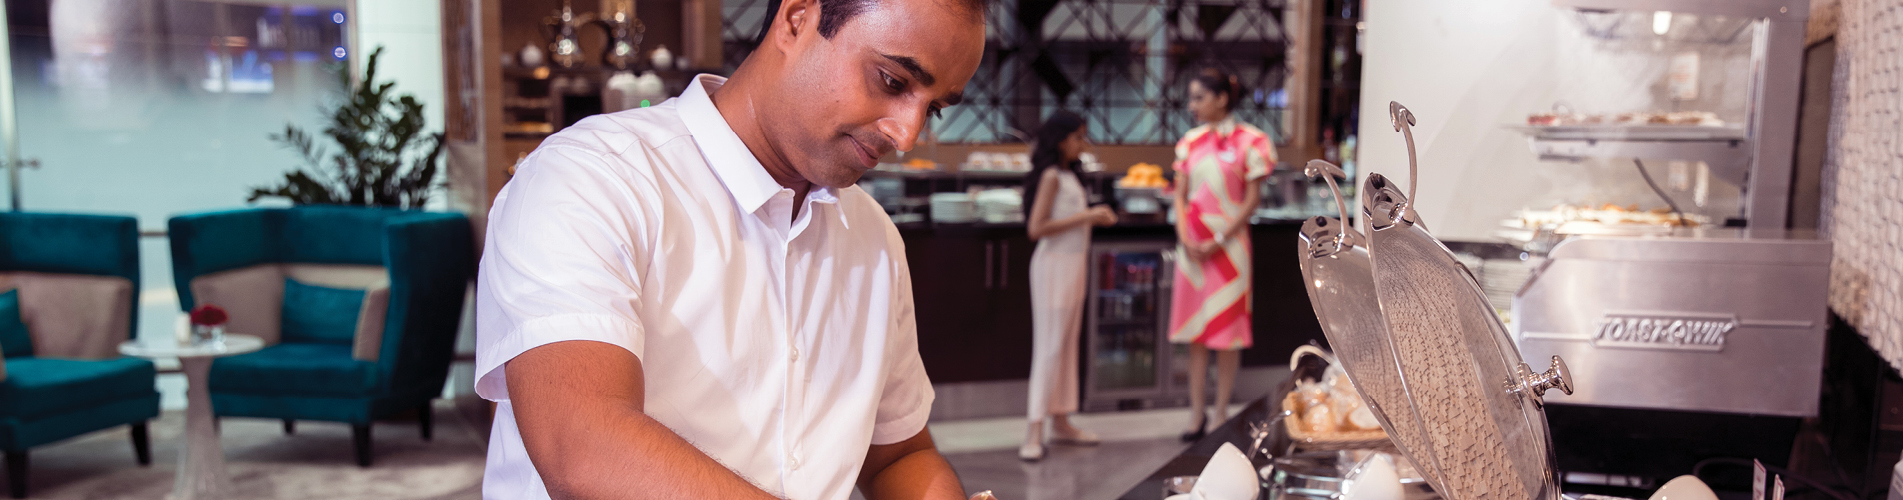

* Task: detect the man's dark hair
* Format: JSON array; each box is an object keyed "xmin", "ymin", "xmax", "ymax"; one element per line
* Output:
[{"xmin": 756, "ymin": 0, "xmax": 989, "ymax": 42}]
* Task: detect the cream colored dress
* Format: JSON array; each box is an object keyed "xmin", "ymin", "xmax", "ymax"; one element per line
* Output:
[{"xmin": 1027, "ymin": 168, "xmax": 1090, "ymax": 419}]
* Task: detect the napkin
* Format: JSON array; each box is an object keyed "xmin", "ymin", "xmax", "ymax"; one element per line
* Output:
[
  {"xmin": 1649, "ymin": 475, "xmax": 1718, "ymax": 500},
  {"xmin": 1340, "ymin": 452, "xmax": 1404, "ymax": 500},
  {"xmin": 1181, "ymin": 442, "xmax": 1258, "ymax": 500}
]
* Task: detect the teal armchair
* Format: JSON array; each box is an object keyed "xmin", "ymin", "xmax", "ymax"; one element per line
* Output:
[
  {"xmin": 0, "ymin": 212, "xmax": 157, "ymax": 498},
  {"xmin": 168, "ymin": 206, "xmax": 473, "ymax": 466}
]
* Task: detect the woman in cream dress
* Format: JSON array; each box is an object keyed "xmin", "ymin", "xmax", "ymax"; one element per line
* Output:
[{"xmin": 1020, "ymin": 110, "xmax": 1118, "ymax": 461}]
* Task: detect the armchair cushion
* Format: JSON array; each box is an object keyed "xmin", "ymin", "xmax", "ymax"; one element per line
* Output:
[
  {"xmin": 281, "ymin": 278, "xmax": 365, "ymax": 345},
  {"xmin": 0, "ymin": 272, "xmax": 133, "ymax": 359},
  {"xmin": 354, "ymin": 283, "xmax": 390, "ymax": 362},
  {"xmin": 282, "ymin": 264, "xmax": 387, "ymax": 289},
  {"xmin": 0, "ymin": 357, "xmax": 156, "ymax": 420},
  {"xmin": 0, "ymin": 289, "xmax": 29, "ymax": 359},
  {"xmin": 190, "ymin": 265, "xmax": 285, "ymax": 344},
  {"xmin": 191, "ymin": 264, "xmax": 388, "ymax": 347},
  {"xmin": 0, "ymin": 290, "xmax": 21, "ymax": 383},
  {"xmin": 208, "ymin": 343, "xmax": 377, "ymax": 397},
  {"xmin": 281, "ymin": 264, "xmax": 388, "ymax": 361}
]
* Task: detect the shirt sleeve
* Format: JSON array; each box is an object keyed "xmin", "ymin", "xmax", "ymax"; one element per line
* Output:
[
  {"xmin": 1244, "ymin": 130, "xmax": 1274, "ymax": 181},
  {"xmin": 474, "ymin": 145, "xmax": 657, "ymax": 403},
  {"xmin": 1172, "ymin": 133, "xmax": 1193, "ymax": 172},
  {"xmin": 869, "ymin": 233, "xmax": 935, "ymax": 445}
]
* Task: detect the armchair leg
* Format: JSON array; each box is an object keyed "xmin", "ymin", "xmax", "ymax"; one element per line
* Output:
[
  {"xmin": 419, "ymin": 401, "xmax": 434, "ymax": 441},
  {"xmin": 5, "ymin": 451, "xmax": 25, "ymax": 499},
  {"xmin": 283, "ymin": 420, "xmax": 295, "ymax": 435},
  {"xmin": 130, "ymin": 422, "xmax": 152, "ymax": 466},
  {"xmin": 351, "ymin": 424, "xmax": 372, "ymax": 467}
]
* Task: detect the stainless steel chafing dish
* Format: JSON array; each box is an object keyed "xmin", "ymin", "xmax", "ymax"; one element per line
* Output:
[{"xmin": 1294, "ymin": 103, "xmax": 1577, "ymax": 500}]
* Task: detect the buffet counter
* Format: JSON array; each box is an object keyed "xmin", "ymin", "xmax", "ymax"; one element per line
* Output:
[{"xmin": 902, "ymin": 220, "xmax": 1330, "ymax": 385}]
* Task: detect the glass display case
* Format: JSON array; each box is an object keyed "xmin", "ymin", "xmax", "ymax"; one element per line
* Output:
[
  {"xmin": 1510, "ymin": 0, "xmax": 1807, "ymax": 231},
  {"xmin": 1502, "ymin": 0, "xmax": 1820, "ymax": 484}
]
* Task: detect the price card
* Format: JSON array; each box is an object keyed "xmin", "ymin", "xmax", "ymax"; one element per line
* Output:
[
  {"xmin": 1669, "ymin": 52, "xmax": 1701, "ymax": 101},
  {"xmin": 1753, "ymin": 459, "xmax": 1766, "ymax": 500},
  {"xmin": 1772, "ymin": 476, "xmax": 1786, "ymax": 500}
]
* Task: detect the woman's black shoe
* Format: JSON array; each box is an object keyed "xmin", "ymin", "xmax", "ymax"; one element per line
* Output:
[
  {"xmin": 1179, "ymin": 419, "xmax": 1208, "ymax": 442},
  {"xmin": 1179, "ymin": 409, "xmax": 1212, "ymax": 442}
]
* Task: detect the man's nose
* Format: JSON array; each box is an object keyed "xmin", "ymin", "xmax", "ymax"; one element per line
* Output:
[{"xmin": 877, "ymin": 112, "xmax": 925, "ymax": 153}]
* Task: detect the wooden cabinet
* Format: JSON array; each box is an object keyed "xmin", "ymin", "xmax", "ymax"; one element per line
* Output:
[
  {"xmin": 1243, "ymin": 222, "xmax": 1329, "ymax": 367},
  {"xmin": 902, "ymin": 225, "xmax": 1036, "ymax": 383}
]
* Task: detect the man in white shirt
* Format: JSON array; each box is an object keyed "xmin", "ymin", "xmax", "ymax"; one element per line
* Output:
[{"xmin": 473, "ymin": 0, "xmax": 986, "ymax": 498}]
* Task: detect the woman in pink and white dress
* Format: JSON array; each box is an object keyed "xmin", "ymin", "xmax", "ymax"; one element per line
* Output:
[{"xmin": 1169, "ymin": 69, "xmax": 1274, "ymax": 442}]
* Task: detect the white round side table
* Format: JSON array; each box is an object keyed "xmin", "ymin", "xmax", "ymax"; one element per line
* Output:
[{"xmin": 119, "ymin": 334, "xmax": 264, "ymax": 500}]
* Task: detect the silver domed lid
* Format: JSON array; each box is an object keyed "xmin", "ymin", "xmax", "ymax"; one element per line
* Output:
[
  {"xmin": 1295, "ymin": 159, "xmax": 1444, "ymax": 498},
  {"xmin": 1295, "ymin": 102, "xmax": 1575, "ymax": 500}
]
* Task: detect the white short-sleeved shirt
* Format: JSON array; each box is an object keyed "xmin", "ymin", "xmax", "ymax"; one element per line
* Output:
[{"xmin": 474, "ymin": 74, "xmax": 934, "ymax": 500}]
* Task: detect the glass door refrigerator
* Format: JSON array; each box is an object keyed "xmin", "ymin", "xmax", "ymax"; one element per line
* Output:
[{"xmin": 1080, "ymin": 239, "xmax": 1185, "ymax": 411}]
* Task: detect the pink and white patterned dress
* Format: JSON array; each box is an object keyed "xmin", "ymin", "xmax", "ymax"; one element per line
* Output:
[{"xmin": 1168, "ymin": 118, "xmax": 1274, "ymax": 351}]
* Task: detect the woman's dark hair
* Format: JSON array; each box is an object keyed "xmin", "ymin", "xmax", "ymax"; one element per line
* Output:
[
  {"xmin": 1192, "ymin": 68, "xmax": 1243, "ymax": 112},
  {"xmin": 1022, "ymin": 110, "xmax": 1088, "ymax": 218}
]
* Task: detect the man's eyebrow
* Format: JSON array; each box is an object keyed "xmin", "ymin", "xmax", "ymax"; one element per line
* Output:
[{"xmin": 879, "ymin": 53, "xmax": 936, "ymax": 87}]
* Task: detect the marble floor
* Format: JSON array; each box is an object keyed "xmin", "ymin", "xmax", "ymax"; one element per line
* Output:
[
  {"xmin": 25, "ymin": 329, "xmax": 484, "ymax": 498},
  {"xmin": 17, "ymin": 401, "xmax": 484, "ymax": 500},
  {"xmin": 16, "ymin": 394, "xmax": 1262, "ymax": 500}
]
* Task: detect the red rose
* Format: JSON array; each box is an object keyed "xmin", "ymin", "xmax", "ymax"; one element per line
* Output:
[{"xmin": 190, "ymin": 304, "xmax": 229, "ymax": 326}]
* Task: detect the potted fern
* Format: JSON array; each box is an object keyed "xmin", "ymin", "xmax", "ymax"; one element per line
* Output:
[{"xmin": 251, "ymin": 46, "xmax": 445, "ymax": 208}]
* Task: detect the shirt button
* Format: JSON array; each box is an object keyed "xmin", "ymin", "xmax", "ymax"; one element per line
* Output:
[
  {"xmin": 789, "ymin": 455, "xmax": 801, "ymax": 470},
  {"xmin": 790, "ymin": 348, "xmax": 800, "ymax": 362}
]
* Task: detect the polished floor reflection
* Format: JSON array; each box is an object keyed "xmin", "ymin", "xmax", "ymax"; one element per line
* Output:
[
  {"xmin": 18, "ymin": 401, "xmax": 482, "ymax": 500},
  {"xmin": 945, "ymin": 437, "xmax": 1187, "ymax": 500},
  {"xmin": 923, "ymin": 404, "xmax": 1255, "ymax": 500},
  {"xmin": 25, "ymin": 392, "xmax": 1267, "ymax": 499}
]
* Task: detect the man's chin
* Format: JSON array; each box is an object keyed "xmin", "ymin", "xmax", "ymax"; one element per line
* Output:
[
  {"xmin": 815, "ymin": 169, "xmax": 867, "ymax": 190},
  {"xmin": 801, "ymin": 158, "xmax": 872, "ymax": 190}
]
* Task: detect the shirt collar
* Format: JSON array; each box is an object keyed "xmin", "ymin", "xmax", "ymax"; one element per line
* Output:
[
  {"xmin": 677, "ymin": 74, "xmax": 846, "ymax": 228},
  {"xmin": 1214, "ymin": 116, "xmax": 1239, "ymax": 137},
  {"xmin": 805, "ymin": 184, "xmax": 850, "ymax": 230}
]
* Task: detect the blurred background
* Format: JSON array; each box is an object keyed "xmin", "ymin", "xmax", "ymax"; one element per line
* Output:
[{"xmin": 4, "ymin": 0, "xmax": 1901, "ymax": 499}]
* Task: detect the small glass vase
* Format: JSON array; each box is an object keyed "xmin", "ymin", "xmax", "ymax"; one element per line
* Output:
[{"xmin": 191, "ymin": 324, "xmax": 226, "ymax": 347}]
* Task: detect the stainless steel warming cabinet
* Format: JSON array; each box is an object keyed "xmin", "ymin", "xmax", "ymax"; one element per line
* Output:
[{"xmin": 1513, "ymin": 232, "xmax": 1831, "ymax": 418}]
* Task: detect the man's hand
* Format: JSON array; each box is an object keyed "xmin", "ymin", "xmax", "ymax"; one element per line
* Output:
[
  {"xmin": 508, "ymin": 340, "xmax": 781, "ymax": 500},
  {"xmin": 857, "ymin": 429, "xmax": 966, "ymax": 500}
]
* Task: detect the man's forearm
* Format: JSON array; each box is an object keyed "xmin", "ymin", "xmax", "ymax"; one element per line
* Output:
[
  {"xmin": 861, "ymin": 447, "xmax": 966, "ymax": 500},
  {"xmin": 538, "ymin": 406, "xmax": 783, "ymax": 500},
  {"xmin": 507, "ymin": 341, "xmax": 781, "ymax": 500}
]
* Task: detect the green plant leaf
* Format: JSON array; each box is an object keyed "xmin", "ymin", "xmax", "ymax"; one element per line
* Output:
[{"xmin": 250, "ymin": 45, "xmax": 443, "ymax": 209}]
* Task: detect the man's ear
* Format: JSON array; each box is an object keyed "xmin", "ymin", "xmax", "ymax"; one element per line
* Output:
[{"xmin": 768, "ymin": 0, "xmax": 817, "ymax": 52}]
